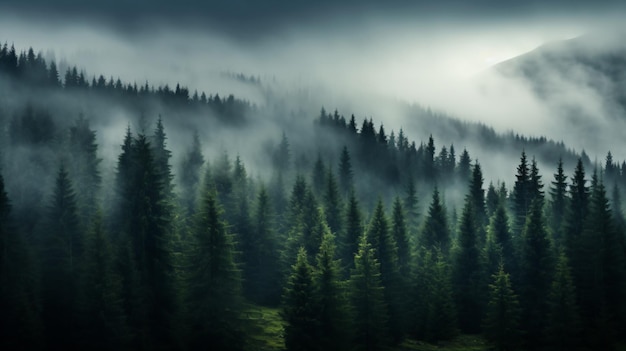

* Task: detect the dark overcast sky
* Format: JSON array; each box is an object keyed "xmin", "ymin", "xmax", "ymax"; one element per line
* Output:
[{"xmin": 1, "ymin": 0, "xmax": 624, "ymax": 38}]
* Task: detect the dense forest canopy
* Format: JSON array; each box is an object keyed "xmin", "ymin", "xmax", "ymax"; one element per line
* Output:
[{"xmin": 1, "ymin": 21, "xmax": 626, "ymax": 351}]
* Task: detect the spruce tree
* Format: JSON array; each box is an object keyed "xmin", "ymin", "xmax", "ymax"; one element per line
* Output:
[
  {"xmin": 483, "ymin": 266, "xmax": 521, "ymax": 351},
  {"xmin": 412, "ymin": 248, "xmax": 457, "ymax": 342},
  {"xmin": 512, "ymin": 151, "xmax": 530, "ymax": 237},
  {"xmin": 549, "ymin": 158, "xmax": 568, "ymax": 249},
  {"xmin": 367, "ymin": 199, "xmax": 405, "ymax": 342},
  {"xmin": 186, "ymin": 189, "xmax": 242, "ymax": 351},
  {"xmin": 315, "ymin": 230, "xmax": 350, "ymax": 351},
  {"xmin": 282, "ymin": 248, "xmax": 319, "ymax": 351},
  {"xmin": 488, "ymin": 205, "xmax": 515, "ymax": 275},
  {"xmin": 312, "ymin": 154, "xmax": 325, "ymax": 197},
  {"xmin": 42, "ymin": 165, "xmax": 81, "ymax": 350},
  {"xmin": 519, "ymin": 198, "xmax": 553, "ymax": 349},
  {"xmin": 420, "ymin": 188, "xmax": 450, "ymax": 255},
  {"xmin": 0, "ymin": 173, "xmax": 41, "ymax": 349},
  {"xmin": 341, "ymin": 189, "xmax": 363, "ymax": 274},
  {"xmin": 349, "ymin": 235, "xmax": 389, "ymax": 351},
  {"xmin": 244, "ymin": 186, "xmax": 281, "ymax": 305},
  {"xmin": 323, "ymin": 167, "xmax": 343, "ymax": 235},
  {"xmin": 338, "ymin": 145, "xmax": 353, "ymax": 196},
  {"xmin": 404, "ymin": 177, "xmax": 419, "ymax": 243},
  {"xmin": 545, "ymin": 253, "xmax": 581, "ymax": 351},
  {"xmin": 452, "ymin": 200, "xmax": 484, "ymax": 334},
  {"xmin": 77, "ymin": 212, "xmax": 129, "ymax": 350},
  {"xmin": 391, "ymin": 196, "xmax": 410, "ymax": 277}
]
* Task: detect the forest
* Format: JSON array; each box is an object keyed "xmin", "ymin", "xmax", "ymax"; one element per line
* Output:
[{"xmin": 1, "ymin": 42, "xmax": 626, "ymax": 351}]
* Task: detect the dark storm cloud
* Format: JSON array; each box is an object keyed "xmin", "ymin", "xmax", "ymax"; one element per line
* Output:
[{"xmin": 1, "ymin": 0, "xmax": 624, "ymax": 38}]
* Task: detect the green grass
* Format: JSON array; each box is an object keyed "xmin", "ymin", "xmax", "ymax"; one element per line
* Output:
[{"xmin": 242, "ymin": 303, "xmax": 488, "ymax": 351}]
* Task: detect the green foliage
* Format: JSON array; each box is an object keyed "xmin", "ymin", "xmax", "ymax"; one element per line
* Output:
[
  {"xmin": 314, "ymin": 230, "xmax": 350, "ymax": 351},
  {"xmin": 341, "ymin": 189, "xmax": 363, "ymax": 274},
  {"xmin": 519, "ymin": 198, "xmax": 553, "ymax": 349},
  {"xmin": 482, "ymin": 266, "xmax": 521, "ymax": 351},
  {"xmin": 186, "ymin": 189, "xmax": 243, "ymax": 350},
  {"xmin": 282, "ymin": 248, "xmax": 319, "ymax": 351},
  {"xmin": 420, "ymin": 188, "xmax": 450, "ymax": 255},
  {"xmin": 452, "ymin": 200, "xmax": 484, "ymax": 334},
  {"xmin": 545, "ymin": 253, "xmax": 581, "ymax": 351},
  {"xmin": 548, "ymin": 158, "xmax": 568, "ymax": 249},
  {"xmin": 412, "ymin": 248, "xmax": 457, "ymax": 342},
  {"xmin": 349, "ymin": 235, "xmax": 390, "ymax": 351},
  {"xmin": 42, "ymin": 165, "xmax": 81, "ymax": 349}
]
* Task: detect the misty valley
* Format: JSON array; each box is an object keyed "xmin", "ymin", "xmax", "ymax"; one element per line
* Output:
[{"xmin": 2, "ymin": 13, "xmax": 626, "ymax": 351}]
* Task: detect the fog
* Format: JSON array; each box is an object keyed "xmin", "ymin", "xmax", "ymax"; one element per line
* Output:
[{"xmin": 1, "ymin": 5, "xmax": 626, "ymax": 191}]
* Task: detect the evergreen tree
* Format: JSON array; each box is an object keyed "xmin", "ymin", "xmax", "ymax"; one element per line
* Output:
[
  {"xmin": 391, "ymin": 196, "xmax": 410, "ymax": 277},
  {"xmin": 341, "ymin": 189, "xmax": 363, "ymax": 275},
  {"xmin": 452, "ymin": 200, "xmax": 484, "ymax": 334},
  {"xmin": 312, "ymin": 154, "xmax": 325, "ymax": 197},
  {"xmin": 323, "ymin": 168, "xmax": 343, "ymax": 235},
  {"xmin": 564, "ymin": 158, "xmax": 589, "ymax": 263},
  {"xmin": 366, "ymin": 199, "xmax": 405, "ymax": 342},
  {"xmin": 314, "ymin": 230, "xmax": 350, "ymax": 351},
  {"xmin": 549, "ymin": 158, "xmax": 568, "ymax": 249},
  {"xmin": 273, "ymin": 131, "xmax": 290, "ymax": 174},
  {"xmin": 467, "ymin": 162, "xmax": 487, "ymax": 244},
  {"xmin": 519, "ymin": 198, "xmax": 553, "ymax": 349},
  {"xmin": 420, "ymin": 188, "xmax": 450, "ymax": 255},
  {"xmin": 245, "ymin": 186, "xmax": 281, "ymax": 305},
  {"xmin": 487, "ymin": 205, "xmax": 515, "ymax": 274},
  {"xmin": 412, "ymin": 248, "xmax": 457, "ymax": 342},
  {"xmin": 485, "ymin": 182, "xmax": 499, "ymax": 219},
  {"xmin": 338, "ymin": 145, "xmax": 353, "ymax": 196},
  {"xmin": 68, "ymin": 115, "xmax": 102, "ymax": 227},
  {"xmin": 77, "ymin": 212, "xmax": 129, "ymax": 350},
  {"xmin": 512, "ymin": 151, "xmax": 530, "ymax": 237},
  {"xmin": 282, "ymin": 248, "xmax": 319, "ymax": 351},
  {"xmin": 483, "ymin": 266, "xmax": 522, "ymax": 351},
  {"xmin": 186, "ymin": 189, "xmax": 243, "ymax": 351},
  {"xmin": 349, "ymin": 236, "xmax": 389, "ymax": 351},
  {"xmin": 457, "ymin": 148, "xmax": 471, "ymax": 185},
  {"xmin": 545, "ymin": 253, "xmax": 581, "ymax": 351},
  {"xmin": 404, "ymin": 177, "xmax": 419, "ymax": 243},
  {"xmin": 0, "ymin": 173, "xmax": 41, "ymax": 349},
  {"xmin": 578, "ymin": 174, "xmax": 626, "ymax": 348},
  {"xmin": 42, "ymin": 165, "xmax": 81, "ymax": 350}
]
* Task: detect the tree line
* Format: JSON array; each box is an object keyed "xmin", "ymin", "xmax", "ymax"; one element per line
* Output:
[{"xmin": 1, "ymin": 107, "xmax": 626, "ymax": 351}]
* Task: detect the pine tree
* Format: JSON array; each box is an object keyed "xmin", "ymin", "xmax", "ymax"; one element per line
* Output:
[
  {"xmin": 420, "ymin": 188, "xmax": 450, "ymax": 255},
  {"xmin": 549, "ymin": 158, "xmax": 568, "ymax": 249},
  {"xmin": 312, "ymin": 154, "xmax": 325, "ymax": 197},
  {"xmin": 457, "ymin": 148, "xmax": 471, "ymax": 185},
  {"xmin": 314, "ymin": 230, "xmax": 350, "ymax": 351},
  {"xmin": 68, "ymin": 115, "xmax": 102, "ymax": 227},
  {"xmin": 467, "ymin": 162, "xmax": 487, "ymax": 244},
  {"xmin": 0, "ymin": 173, "xmax": 41, "ymax": 349},
  {"xmin": 412, "ymin": 248, "xmax": 457, "ymax": 342},
  {"xmin": 282, "ymin": 248, "xmax": 319, "ymax": 351},
  {"xmin": 483, "ymin": 266, "xmax": 521, "ymax": 351},
  {"xmin": 186, "ymin": 189, "xmax": 243, "ymax": 351},
  {"xmin": 341, "ymin": 189, "xmax": 363, "ymax": 274},
  {"xmin": 391, "ymin": 196, "xmax": 410, "ymax": 277},
  {"xmin": 367, "ymin": 199, "xmax": 405, "ymax": 342},
  {"xmin": 487, "ymin": 205, "xmax": 515, "ymax": 275},
  {"xmin": 77, "ymin": 212, "xmax": 129, "ymax": 350},
  {"xmin": 519, "ymin": 198, "xmax": 553, "ymax": 349},
  {"xmin": 564, "ymin": 158, "xmax": 589, "ymax": 263},
  {"xmin": 404, "ymin": 177, "xmax": 419, "ymax": 243},
  {"xmin": 486, "ymin": 182, "xmax": 499, "ymax": 219},
  {"xmin": 545, "ymin": 253, "xmax": 581, "ymax": 351},
  {"xmin": 42, "ymin": 165, "xmax": 81, "ymax": 350},
  {"xmin": 323, "ymin": 168, "xmax": 343, "ymax": 235},
  {"xmin": 349, "ymin": 236, "xmax": 389, "ymax": 351},
  {"xmin": 512, "ymin": 151, "xmax": 530, "ymax": 237},
  {"xmin": 452, "ymin": 200, "xmax": 484, "ymax": 334},
  {"xmin": 338, "ymin": 145, "xmax": 353, "ymax": 196},
  {"xmin": 245, "ymin": 186, "xmax": 281, "ymax": 305}
]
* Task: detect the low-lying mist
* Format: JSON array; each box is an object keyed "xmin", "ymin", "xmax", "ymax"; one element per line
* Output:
[{"xmin": 1, "ymin": 8, "xmax": 625, "ymax": 190}]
